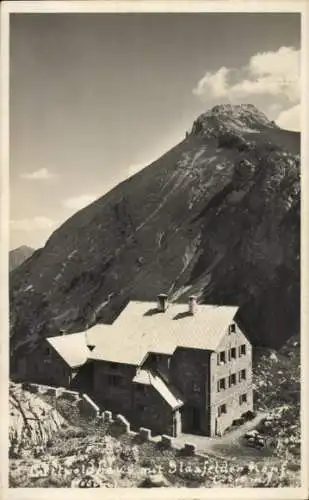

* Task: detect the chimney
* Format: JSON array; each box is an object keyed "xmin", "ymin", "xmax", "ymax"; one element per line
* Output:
[
  {"xmin": 85, "ymin": 329, "xmax": 95, "ymax": 352},
  {"xmin": 188, "ymin": 296, "xmax": 197, "ymax": 315},
  {"xmin": 157, "ymin": 293, "xmax": 168, "ymax": 312}
]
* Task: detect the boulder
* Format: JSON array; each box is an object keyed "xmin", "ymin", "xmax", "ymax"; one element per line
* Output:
[
  {"xmin": 183, "ymin": 443, "xmax": 196, "ymax": 456},
  {"xmin": 139, "ymin": 473, "xmax": 170, "ymax": 488},
  {"xmin": 245, "ymin": 429, "xmax": 259, "ymax": 438},
  {"xmin": 269, "ymin": 352, "xmax": 279, "ymax": 362}
]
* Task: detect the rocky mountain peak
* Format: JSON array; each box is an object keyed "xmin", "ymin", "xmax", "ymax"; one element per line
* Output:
[
  {"xmin": 191, "ymin": 103, "xmax": 278, "ymax": 137},
  {"xmin": 9, "ymin": 104, "xmax": 300, "ymax": 359}
]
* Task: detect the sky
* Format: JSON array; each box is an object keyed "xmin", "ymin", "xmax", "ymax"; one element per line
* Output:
[{"xmin": 10, "ymin": 12, "xmax": 301, "ymax": 249}]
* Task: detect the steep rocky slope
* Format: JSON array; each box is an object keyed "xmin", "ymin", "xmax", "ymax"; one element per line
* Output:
[
  {"xmin": 9, "ymin": 245, "xmax": 35, "ymax": 272},
  {"xmin": 9, "ymin": 382, "xmax": 68, "ymax": 458},
  {"xmin": 10, "ymin": 104, "xmax": 300, "ymax": 362}
]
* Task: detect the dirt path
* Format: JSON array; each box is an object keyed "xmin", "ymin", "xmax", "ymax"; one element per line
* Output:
[{"xmin": 172, "ymin": 412, "xmax": 275, "ymax": 462}]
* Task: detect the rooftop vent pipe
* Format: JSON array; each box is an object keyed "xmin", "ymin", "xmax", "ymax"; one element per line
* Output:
[
  {"xmin": 157, "ymin": 293, "xmax": 168, "ymax": 312},
  {"xmin": 188, "ymin": 296, "xmax": 197, "ymax": 315}
]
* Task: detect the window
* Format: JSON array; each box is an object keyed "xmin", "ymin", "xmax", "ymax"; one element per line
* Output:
[
  {"xmin": 44, "ymin": 346, "xmax": 51, "ymax": 356},
  {"xmin": 229, "ymin": 373, "xmax": 236, "ymax": 387},
  {"xmin": 230, "ymin": 347, "xmax": 236, "ymax": 359},
  {"xmin": 239, "ymin": 393, "xmax": 247, "ymax": 405},
  {"xmin": 217, "ymin": 378, "xmax": 226, "ymax": 391},
  {"xmin": 108, "ymin": 362, "xmax": 119, "ymax": 370},
  {"xmin": 239, "ymin": 344, "xmax": 246, "ymax": 357},
  {"xmin": 229, "ymin": 323, "xmax": 236, "ymax": 334},
  {"xmin": 218, "ymin": 404, "xmax": 227, "ymax": 416},
  {"xmin": 136, "ymin": 384, "xmax": 146, "ymax": 394},
  {"xmin": 239, "ymin": 369, "xmax": 246, "ymax": 381},
  {"xmin": 108, "ymin": 375, "xmax": 122, "ymax": 386},
  {"xmin": 150, "ymin": 353, "xmax": 159, "ymax": 363},
  {"xmin": 192, "ymin": 383, "xmax": 200, "ymax": 393},
  {"xmin": 217, "ymin": 351, "xmax": 226, "ymax": 365}
]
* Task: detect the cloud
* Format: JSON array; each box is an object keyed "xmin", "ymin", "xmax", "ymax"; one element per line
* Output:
[
  {"xmin": 62, "ymin": 194, "xmax": 98, "ymax": 210},
  {"xmin": 193, "ymin": 46, "xmax": 300, "ymax": 104},
  {"xmin": 276, "ymin": 104, "xmax": 300, "ymax": 131},
  {"xmin": 193, "ymin": 67, "xmax": 230, "ymax": 99},
  {"xmin": 248, "ymin": 46, "xmax": 299, "ymax": 79},
  {"xmin": 10, "ymin": 216, "xmax": 56, "ymax": 232},
  {"xmin": 20, "ymin": 168, "xmax": 56, "ymax": 180}
]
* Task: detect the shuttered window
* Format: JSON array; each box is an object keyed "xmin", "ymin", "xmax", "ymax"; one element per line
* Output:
[
  {"xmin": 239, "ymin": 393, "xmax": 247, "ymax": 405},
  {"xmin": 229, "ymin": 373, "xmax": 236, "ymax": 387},
  {"xmin": 218, "ymin": 403, "xmax": 227, "ymax": 416},
  {"xmin": 218, "ymin": 378, "xmax": 226, "ymax": 391}
]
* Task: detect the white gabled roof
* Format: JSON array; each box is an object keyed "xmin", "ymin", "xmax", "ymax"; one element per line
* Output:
[
  {"xmin": 47, "ymin": 301, "xmax": 239, "ymax": 368},
  {"xmin": 89, "ymin": 301, "xmax": 238, "ymax": 365},
  {"xmin": 46, "ymin": 326, "xmax": 108, "ymax": 368}
]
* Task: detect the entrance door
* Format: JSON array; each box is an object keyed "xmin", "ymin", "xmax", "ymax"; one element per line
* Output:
[
  {"xmin": 191, "ymin": 406, "xmax": 201, "ymax": 431},
  {"xmin": 172, "ymin": 409, "xmax": 182, "ymax": 437},
  {"xmin": 184, "ymin": 405, "xmax": 201, "ymax": 434}
]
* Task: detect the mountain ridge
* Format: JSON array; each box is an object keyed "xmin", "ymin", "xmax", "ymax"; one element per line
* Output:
[
  {"xmin": 9, "ymin": 246, "xmax": 36, "ymax": 272},
  {"xmin": 9, "ymin": 104, "xmax": 300, "ymax": 364}
]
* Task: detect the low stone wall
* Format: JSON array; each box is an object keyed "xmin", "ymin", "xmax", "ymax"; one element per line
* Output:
[
  {"xmin": 78, "ymin": 394, "xmax": 100, "ymax": 418},
  {"xmin": 23, "ymin": 382, "xmax": 199, "ymax": 457}
]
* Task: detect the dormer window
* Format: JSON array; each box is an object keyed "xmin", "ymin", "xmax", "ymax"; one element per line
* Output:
[{"xmin": 229, "ymin": 324, "xmax": 236, "ymax": 334}]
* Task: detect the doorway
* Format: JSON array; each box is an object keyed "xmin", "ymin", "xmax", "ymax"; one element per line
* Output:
[
  {"xmin": 184, "ymin": 405, "xmax": 201, "ymax": 434},
  {"xmin": 172, "ymin": 409, "xmax": 182, "ymax": 437}
]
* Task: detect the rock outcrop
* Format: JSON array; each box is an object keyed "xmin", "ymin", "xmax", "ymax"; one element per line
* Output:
[{"xmin": 9, "ymin": 382, "xmax": 67, "ymax": 457}]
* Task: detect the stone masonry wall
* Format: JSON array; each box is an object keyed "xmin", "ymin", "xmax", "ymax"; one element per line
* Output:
[
  {"xmin": 132, "ymin": 384, "xmax": 175, "ymax": 436},
  {"xmin": 210, "ymin": 323, "xmax": 253, "ymax": 435},
  {"xmin": 171, "ymin": 347, "xmax": 211, "ymax": 435},
  {"xmin": 93, "ymin": 360, "xmax": 175, "ymax": 436},
  {"xmin": 92, "ymin": 360, "xmax": 136, "ymax": 416}
]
